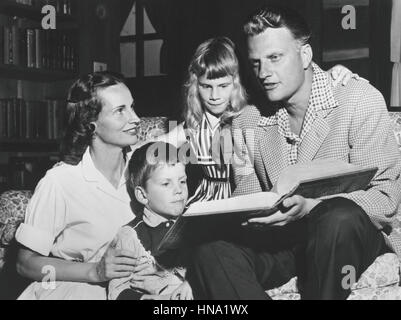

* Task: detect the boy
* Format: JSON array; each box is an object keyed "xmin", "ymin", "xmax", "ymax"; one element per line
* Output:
[{"xmin": 108, "ymin": 142, "xmax": 193, "ymax": 300}]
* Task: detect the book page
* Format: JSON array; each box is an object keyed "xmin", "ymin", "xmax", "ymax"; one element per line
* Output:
[
  {"xmin": 183, "ymin": 191, "xmax": 282, "ymax": 217},
  {"xmin": 273, "ymin": 159, "xmax": 377, "ymax": 198}
]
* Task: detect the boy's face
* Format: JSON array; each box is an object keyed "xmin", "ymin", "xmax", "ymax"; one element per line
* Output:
[{"xmin": 143, "ymin": 163, "xmax": 188, "ymax": 219}]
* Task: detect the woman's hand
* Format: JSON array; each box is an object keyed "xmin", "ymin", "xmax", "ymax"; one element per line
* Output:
[
  {"xmin": 140, "ymin": 294, "xmax": 172, "ymax": 300},
  {"xmin": 90, "ymin": 240, "xmax": 139, "ymax": 282},
  {"xmin": 243, "ymin": 195, "xmax": 321, "ymax": 227},
  {"xmin": 329, "ymin": 64, "xmax": 361, "ymax": 86},
  {"xmin": 170, "ymin": 281, "xmax": 193, "ymax": 300}
]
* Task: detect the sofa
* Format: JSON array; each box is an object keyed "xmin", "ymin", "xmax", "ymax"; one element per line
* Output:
[{"xmin": 1, "ymin": 113, "xmax": 401, "ymax": 300}]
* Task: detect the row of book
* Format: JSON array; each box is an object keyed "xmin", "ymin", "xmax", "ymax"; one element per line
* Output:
[
  {"xmin": 0, "ymin": 98, "xmax": 65, "ymax": 140},
  {"xmin": 1, "ymin": 23, "xmax": 78, "ymax": 71},
  {"xmin": 14, "ymin": 0, "xmax": 75, "ymax": 16}
]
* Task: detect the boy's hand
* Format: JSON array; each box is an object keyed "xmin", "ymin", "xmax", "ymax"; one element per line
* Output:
[
  {"xmin": 243, "ymin": 195, "xmax": 321, "ymax": 227},
  {"xmin": 170, "ymin": 281, "xmax": 193, "ymax": 300}
]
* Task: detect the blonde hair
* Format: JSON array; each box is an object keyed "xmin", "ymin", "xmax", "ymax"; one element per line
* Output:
[{"xmin": 183, "ymin": 37, "xmax": 247, "ymax": 130}]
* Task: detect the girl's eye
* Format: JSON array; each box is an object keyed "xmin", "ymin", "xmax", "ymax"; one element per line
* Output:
[
  {"xmin": 162, "ymin": 182, "xmax": 169, "ymax": 186},
  {"xmin": 181, "ymin": 179, "xmax": 187, "ymax": 184},
  {"xmin": 271, "ymin": 55, "xmax": 280, "ymax": 62}
]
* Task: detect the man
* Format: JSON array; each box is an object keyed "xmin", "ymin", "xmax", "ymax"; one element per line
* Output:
[{"xmin": 187, "ymin": 6, "xmax": 401, "ymax": 300}]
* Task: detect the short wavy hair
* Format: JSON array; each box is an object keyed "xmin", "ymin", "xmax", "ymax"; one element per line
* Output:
[
  {"xmin": 127, "ymin": 141, "xmax": 184, "ymax": 214},
  {"xmin": 183, "ymin": 37, "xmax": 247, "ymax": 131},
  {"xmin": 61, "ymin": 72, "xmax": 126, "ymax": 165},
  {"xmin": 244, "ymin": 5, "xmax": 311, "ymax": 46}
]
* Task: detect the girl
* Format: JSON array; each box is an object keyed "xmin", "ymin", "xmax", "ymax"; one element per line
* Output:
[{"xmin": 160, "ymin": 37, "xmax": 357, "ymax": 207}]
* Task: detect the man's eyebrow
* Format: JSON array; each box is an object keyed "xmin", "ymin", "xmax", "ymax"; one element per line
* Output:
[{"xmin": 112, "ymin": 104, "xmax": 125, "ymax": 110}]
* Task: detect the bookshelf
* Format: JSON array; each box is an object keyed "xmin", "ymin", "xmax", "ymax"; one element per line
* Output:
[{"xmin": 0, "ymin": 0, "xmax": 78, "ymax": 191}]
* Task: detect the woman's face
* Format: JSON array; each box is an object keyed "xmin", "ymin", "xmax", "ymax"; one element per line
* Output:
[
  {"xmin": 94, "ymin": 83, "xmax": 141, "ymax": 148},
  {"xmin": 197, "ymin": 75, "xmax": 234, "ymax": 117}
]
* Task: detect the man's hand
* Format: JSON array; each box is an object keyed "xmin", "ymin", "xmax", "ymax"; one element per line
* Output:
[{"xmin": 243, "ymin": 195, "xmax": 321, "ymax": 227}]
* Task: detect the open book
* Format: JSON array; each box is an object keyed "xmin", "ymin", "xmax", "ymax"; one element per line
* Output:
[{"xmin": 155, "ymin": 159, "xmax": 378, "ymax": 255}]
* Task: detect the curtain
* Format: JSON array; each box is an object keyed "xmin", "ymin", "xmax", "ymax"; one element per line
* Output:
[
  {"xmin": 391, "ymin": 0, "xmax": 401, "ymax": 106},
  {"xmin": 119, "ymin": 0, "xmax": 136, "ymax": 31},
  {"xmin": 143, "ymin": 0, "xmax": 170, "ymax": 73}
]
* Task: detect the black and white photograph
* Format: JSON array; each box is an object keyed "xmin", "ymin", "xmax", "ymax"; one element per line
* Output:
[{"xmin": 0, "ymin": 0, "xmax": 401, "ymax": 303}]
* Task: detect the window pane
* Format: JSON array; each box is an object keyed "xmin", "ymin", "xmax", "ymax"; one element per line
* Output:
[
  {"xmin": 120, "ymin": 3, "xmax": 136, "ymax": 36},
  {"xmin": 120, "ymin": 43, "xmax": 136, "ymax": 78},
  {"xmin": 144, "ymin": 40, "xmax": 165, "ymax": 76},
  {"xmin": 143, "ymin": 7, "xmax": 156, "ymax": 34}
]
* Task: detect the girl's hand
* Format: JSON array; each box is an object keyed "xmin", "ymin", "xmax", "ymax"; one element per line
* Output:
[
  {"xmin": 90, "ymin": 239, "xmax": 138, "ymax": 282},
  {"xmin": 170, "ymin": 281, "xmax": 193, "ymax": 300},
  {"xmin": 329, "ymin": 64, "xmax": 361, "ymax": 86}
]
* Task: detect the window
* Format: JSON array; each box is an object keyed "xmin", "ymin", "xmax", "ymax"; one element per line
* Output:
[{"xmin": 120, "ymin": 1, "xmax": 166, "ymax": 78}]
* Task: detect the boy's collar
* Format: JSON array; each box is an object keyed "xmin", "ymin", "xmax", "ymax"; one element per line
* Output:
[{"xmin": 143, "ymin": 207, "xmax": 176, "ymax": 228}]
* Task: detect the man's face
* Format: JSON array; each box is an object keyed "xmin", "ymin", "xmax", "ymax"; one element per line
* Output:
[{"xmin": 247, "ymin": 27, "xmax": 310, "ymax": 103}]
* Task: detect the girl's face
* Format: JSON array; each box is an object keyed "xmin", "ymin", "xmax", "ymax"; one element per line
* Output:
[
  {"xmin": 197, "ymin": 75, "xmax": 234, "ymax": 117},
  {"xmin": 94, "ymin": 83, "xmax": 141, "ymax": 148}
]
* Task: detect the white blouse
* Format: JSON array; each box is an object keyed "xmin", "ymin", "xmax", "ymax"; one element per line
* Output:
[{"xmin": 16, "ymin": 148, "xmax": 135, "ymax": 263}]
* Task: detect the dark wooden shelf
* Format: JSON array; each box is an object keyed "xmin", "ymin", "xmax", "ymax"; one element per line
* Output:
[
  {"xmin": 0, "ymin": 0, "xmax": 77, "ymax": 24},
  {"xmin": 0, "ymin": 138, "xmax": 59, "ymax": 152},
  {"xmin": 0, "ymin": 64, "xmax": 77, "ymax": 81}
]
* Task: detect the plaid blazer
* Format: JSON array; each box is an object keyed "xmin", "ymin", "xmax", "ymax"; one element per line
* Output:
[{"xmin": 232, "ymin": 70, "xmax": 401, "ymax": 257}]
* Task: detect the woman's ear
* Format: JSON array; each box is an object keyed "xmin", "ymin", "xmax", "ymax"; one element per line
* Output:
[
  {"xmin": 134, "ymin": 186, "xmax": 149, "ymax": 206},
  {"xmin": 301, "ymin": 44, "xmax": 313, "ymax": 70},
  {"xmin": 90, "ymin": 122, "xmax": 97, "ymax": 134}
]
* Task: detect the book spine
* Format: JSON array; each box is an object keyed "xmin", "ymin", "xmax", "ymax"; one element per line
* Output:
[
  {"xmin": 25, "ymin": 100, "xmax": 32, "ymax": 139},
  {"xmin": 6, "ymin": 99, "xmax": 14, "ymax": 138},
  {"xmin": 4, "ymin": 26, "xmax": 12, "ymax": 65},
  {"xmin": 0, "ymin": 26, "xmax": 3, "ymax": 66},
  {"xmin": 11, "ymin": 24, "xmax": 19, "ymax": 66},
  {"xmin": 35, "ymin": 29, "xmax": 42, "ymax": 69},
  {"xmin": 0, "ymin": 100, "xmax": 7, "ymax": 138},
  {"xmin": 26, "ymin": 29, "xmax": 35, "ymax": 68}
]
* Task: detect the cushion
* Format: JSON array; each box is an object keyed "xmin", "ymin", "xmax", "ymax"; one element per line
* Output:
[
  {"xmin": 389, "ymin": 112, "xmax": 401, "ymax": 150},
  {"xmin": 0, "ymin": 190, "xmax": 32, "ymax": 247},
  {"xmin": 137, "ymin": 117, "xmax": 168, "ymax": 142},
  {"xmin": 267, "ymin": 253, "xmax": 401, "ymax": 300}
]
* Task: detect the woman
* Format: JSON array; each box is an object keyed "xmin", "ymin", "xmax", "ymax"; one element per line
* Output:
[
  {"xmin": 15, "ymin": 72, "xmax": 144, "ymax": 299},
  {"xmin": 159, "ymin": 37, "xmax": 357, "ymax": 207}
]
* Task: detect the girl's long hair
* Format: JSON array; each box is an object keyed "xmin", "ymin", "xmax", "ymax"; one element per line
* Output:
[{"xmin": 183, "ymin": 37, "xmax": 247, "ymax": 131}]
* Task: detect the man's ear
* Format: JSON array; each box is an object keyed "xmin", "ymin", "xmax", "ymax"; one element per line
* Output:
[
  {"xmin": 134, "ymin": 186, "xmax": 149, "ymax": 205},
  {"xmin": 301, "ymin": 44, "xmax": 313, "ymax": 69}
]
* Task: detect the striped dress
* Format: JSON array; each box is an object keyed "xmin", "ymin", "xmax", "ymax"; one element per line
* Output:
[{"xmin": 185, "ymin": 114, "xmax": 232, "ymax": 207}]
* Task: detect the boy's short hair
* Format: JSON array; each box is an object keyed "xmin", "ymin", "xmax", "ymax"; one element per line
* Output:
[{"xmin": 127, "ymin": 142, "xmax": 184, "ymax": 209}]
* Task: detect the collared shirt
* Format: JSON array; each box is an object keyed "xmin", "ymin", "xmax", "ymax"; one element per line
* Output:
[
  {"xmin": 128, "ymin": 208, "xmax": 178, "ymax": 257},
  {"xmin": 16, "ymin": 148, "xmax": 134, "ymax": 262},
  {"xmin": 258, "ymin": 63, "xmax": 338, "ymax": 165},
  {"xmin": 142, "ymin": 207, "xmax": 176, "ymax": 229}
]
